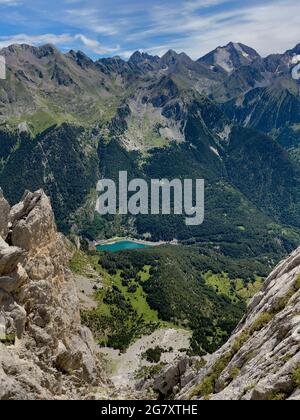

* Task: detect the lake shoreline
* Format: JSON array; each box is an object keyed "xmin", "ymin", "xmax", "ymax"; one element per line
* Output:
[{"xmin": 94, "ymin": 237, "xmax": 178, "ymax": 247}]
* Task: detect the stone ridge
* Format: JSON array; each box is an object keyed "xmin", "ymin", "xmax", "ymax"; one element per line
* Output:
[
  {"xmin": 176, "ymin": 247, "xmax": 300, "ymax": 400},
  {"xmin": 0, "ymin": 189, "xmax": 106, "ymax": 400}
]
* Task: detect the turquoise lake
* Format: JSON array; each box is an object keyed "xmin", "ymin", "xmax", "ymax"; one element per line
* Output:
[{"xmin": 96, "ymin": 240, "xmax": 150, "ymax": 253}]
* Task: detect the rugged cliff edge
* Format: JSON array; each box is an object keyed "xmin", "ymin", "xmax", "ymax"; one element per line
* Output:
[
  {"xmin": 176, "ymin": 247, "xmax": 300, "ymax": 400},
  {"xmin": 0, "ymin": 189, "xmax": 106, "ymax": 400}
]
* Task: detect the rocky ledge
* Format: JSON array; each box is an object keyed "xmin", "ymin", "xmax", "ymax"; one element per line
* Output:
[
  {"xmin": 176, "ymin": 246, "xmax": 300, "ymax": 400},
  {"xmin": 0, "ymin": 189, "xmax": 106, "ymax": 400}
]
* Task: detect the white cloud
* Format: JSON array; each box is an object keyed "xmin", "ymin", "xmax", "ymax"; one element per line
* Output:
[
  {"xmin": 74, "ymin": 34, "xmax": 119, "ymax": 54},
  {"xmin": 0, "ymin": 33, "xmax": 118, "ymax": 55},
  {"xmin": 0, "ymin": 33, "xmax": 73, "ymax": 48},
  {"xmin": 0, "ymin": 0, "xmax": 21, "ymax": 4},
  {"xmin": 0, "ymin": 0, "xmax": 299, "ymax": 59},
  {"xmin": 65, "ymin": 8, "xmax": 120, "ymax": 36},
  {"xmin": 126, "ymin": 0, "xmax": 300, "ymax": 58}
]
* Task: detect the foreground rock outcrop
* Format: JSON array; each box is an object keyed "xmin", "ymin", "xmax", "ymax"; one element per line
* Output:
[
  {"xmin": 177, "ymin": 247, "xmax": 300, "ymax": 400},
  {"xmin": 0, "ymin": 190, "xmax": 106, "ymax": 400}
]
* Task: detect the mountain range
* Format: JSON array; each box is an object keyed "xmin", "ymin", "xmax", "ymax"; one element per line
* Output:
[
  {"xmin": 1, "ymin": 41, "xmax": 300, "ymax": 400},
  {"xmin": 1, "ymin": 42, "xmax": 300, "ymax": 254}
]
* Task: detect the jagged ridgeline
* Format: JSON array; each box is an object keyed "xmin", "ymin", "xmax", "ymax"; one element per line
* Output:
[
  {"xmin": 1, "ymin": 42, "xmax": 300, "ymax": 359},
  {"xmin": 0, "ymin": 42, "xmax": 300, "ymax": 252}
]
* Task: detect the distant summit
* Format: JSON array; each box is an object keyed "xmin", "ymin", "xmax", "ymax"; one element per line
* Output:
[{"xmin": 198, "ymin": 42, "xmax": 261, "ymax": 73}]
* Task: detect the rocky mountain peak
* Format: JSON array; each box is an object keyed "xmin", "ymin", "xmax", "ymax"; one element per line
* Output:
[
  {"xmin": 35, "ymin": 43, "xmax": 59, "ymax": 58},
  {"xmin": 127, "ymin": 51, "xmax": 160, "ymax": 74},
  {"xmin": 159, "ymin": 50, "xmax": 196, "ymax": 73},
  {"xmin": 129, "ymin": 51, "xmax": 158, "ymax": 64},
  {"xmin": 66, "ymin": 50, "xmax": 94, "ymax": 68},
  {"xmin": 95, "ymin": 55, "xmax": 127, "ymax": 74},
  {"xmin": 0, "ymin": 190, "xmax": 106, "ymax": 399},
  {"xmin": 160, "ymin": 49, "xmax": 182, "ymax": 65},
  {"xmin": 1, "ymin": 43, "xmax": 62, "ymax": 80},
  {"xmin": 2, "ymin": 43, "xmax": 59, "ymax": 59},
  {"xmin": 286, "ymin": 43, "xmax": 300, "ymax": 56},
  {"xmin": 199, "ymin": 42, "xmax": 261, "ymax": 73}
]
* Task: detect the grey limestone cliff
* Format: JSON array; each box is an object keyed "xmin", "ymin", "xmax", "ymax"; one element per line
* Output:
[{"xmin": 0, "ymin": 189, "xmax": 106, "ymax": 400}]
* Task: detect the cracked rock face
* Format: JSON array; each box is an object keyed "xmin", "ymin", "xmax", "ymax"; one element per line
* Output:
[
  {"xmin": 0, "ymin": 190, "xmax": 106, "ymax": 400},
  {"xmin": 177, "ymin": 247, "xmax": 300, "ymax": 401}
]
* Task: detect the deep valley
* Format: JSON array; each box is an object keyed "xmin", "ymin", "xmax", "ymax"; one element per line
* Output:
[{"xmin": 1, "ymin": 39, "xmax": 300, "ymax": 400}]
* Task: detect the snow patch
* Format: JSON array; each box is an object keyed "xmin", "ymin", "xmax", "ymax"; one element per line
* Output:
[
  {"xmin": 233, "ymin": 43, "xmax": 249, "ymax": 59},
  {"xmin": 214, "ymin": 48, "xmax": 234, "ymax": 73},
  {"xmin": 291, "ymin": 55, "xmax": 300, "ymax": 65},
  {"xmin": 210, "ymin": 146, "xmax": 221, "ymax": 157}
]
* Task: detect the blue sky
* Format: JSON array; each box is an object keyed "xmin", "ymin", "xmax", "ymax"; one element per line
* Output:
[{"xmin": 0, "ymin": 0, "xmax": 299, "ymax": 59}]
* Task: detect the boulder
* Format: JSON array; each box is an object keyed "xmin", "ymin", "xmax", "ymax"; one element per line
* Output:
[
  {"xmin": 0, "ymin": 265, "xmax": 28, "ymax": 293},
  {"xmin": 153, "ymin": 359, "xmax": 188, "ymax": 398},
  {"xmin": 10, "ymin": 190, "xmax": 56, "ymax": 252},
  {"xmin": 0, "ymin": 238, "xmax": 25, "ymax": 276}
]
